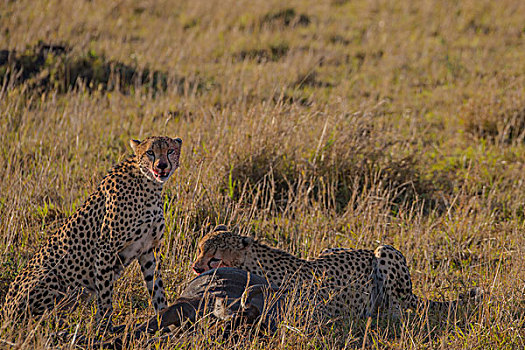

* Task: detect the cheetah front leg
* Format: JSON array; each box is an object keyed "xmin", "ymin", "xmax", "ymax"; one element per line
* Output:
[
  {"xmin": 139, "ymin": 247, "xmax": 167, "ymax": 312},
  {"xmin": 94, "ymin": 246, "xmax": 118, "ymax": 330},
  {"xmin": 373, "ymin": 245, "xmax": 417, "ymax": 317}
]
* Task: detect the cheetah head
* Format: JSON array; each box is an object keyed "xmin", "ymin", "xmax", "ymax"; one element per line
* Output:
[
  {"xmin": 192, "ymin": 225, "xmax": 254, "ymax": 274},
  {"xmin": 130, "ymin": 136, "xmax": 182, "ymax": 184}
]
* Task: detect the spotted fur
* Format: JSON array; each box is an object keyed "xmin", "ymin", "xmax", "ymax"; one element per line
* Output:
[
  {"xmin": 193, "ymin": 226, "xmax": 481, "ymax": 318},
  {"xmin": 2, "ymin": 136, "xmax": 182, "ymax": 325}
]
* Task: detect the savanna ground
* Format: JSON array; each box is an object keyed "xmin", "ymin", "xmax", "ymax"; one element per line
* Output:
[{"xmin": 0, "ymin": 0, "xmax": 524, "ymax": 348}]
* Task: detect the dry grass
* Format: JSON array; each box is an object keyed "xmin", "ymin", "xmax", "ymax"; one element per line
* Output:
[{"xmin": 0, "ymin": 0, "xmax": 524, "ymax": 348}]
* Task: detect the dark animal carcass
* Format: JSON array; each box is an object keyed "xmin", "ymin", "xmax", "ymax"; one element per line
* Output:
[
  {"xmin": 94, "ymin": 268, "xmax": 286, "ymax": 348},
  {"xmin": 136, "ymin": 267, "xmax": 285, "ymax": 333}
]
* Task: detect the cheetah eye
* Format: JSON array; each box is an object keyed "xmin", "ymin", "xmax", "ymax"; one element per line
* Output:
[
  {"xmin": 146, "ymin": 150, "xmax": 154, "ymax": 157},
  {"xmin": 167, "ymin": 149, "xmax": 174, "ymax": 155}
]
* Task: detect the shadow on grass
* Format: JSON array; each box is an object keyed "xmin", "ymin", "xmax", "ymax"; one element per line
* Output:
[
  {"xmin": 259, "ymin": 8, "xmax": 311, "ymax": 28},
  {"xmin": 0, "ymin": 42, "xmax": 211, "ymax": 96},
  {"xmin": 225, "ymin": 147, "xmax": 439, "ymax": 215},
  {"xmin": 234, "ymin": 42, "xmax": 289, "ymax": 63}
]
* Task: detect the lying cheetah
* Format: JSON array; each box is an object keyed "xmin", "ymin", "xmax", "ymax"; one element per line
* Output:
[
  {"xmin": 2, "ymin": 136, "xmax": 182, "ymax": 326},
  {"xmin": 192, "ymin": 226, "xmax": 481, "ymax": 318}
]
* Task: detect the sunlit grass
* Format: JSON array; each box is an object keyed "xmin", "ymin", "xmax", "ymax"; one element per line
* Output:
[{"xmin": 1, "ymin": 0, "xmax": 524, "ymax": 348}]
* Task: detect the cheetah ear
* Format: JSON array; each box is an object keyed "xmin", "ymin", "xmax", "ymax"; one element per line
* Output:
[
  {"xmin": 130, "ymin": 139, "xmax": 141, "ymax": 153},
  {"xmin": 241, "ymin": 236, "xmax": 254, "ymax": 248},
  {"xmin": 213, "ymin": 224, "xmax": 228, "ymax": 232}
]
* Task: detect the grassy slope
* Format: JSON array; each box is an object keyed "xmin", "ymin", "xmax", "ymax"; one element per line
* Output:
[{"xmin": 0, "ymin": 0, "xmax": 524, "ymax": 348}]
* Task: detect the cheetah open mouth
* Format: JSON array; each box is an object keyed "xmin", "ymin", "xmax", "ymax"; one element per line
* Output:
[
  {"xmin": 192, "ymin": 258, "xmax": 226, "ymax": 275},
  {"xmin": 207, "ymin": 258, "xmax": 226, "ymax": 272},
  {"xmin": 151, "ymin": 169, "xmax": 170, "ymax": 182}
]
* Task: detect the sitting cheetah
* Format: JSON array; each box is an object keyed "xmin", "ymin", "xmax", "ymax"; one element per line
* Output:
[
  {"xmin": 192, "ymin": 226, "xmax": 481, "ymax": 319},
  {"xmin": 2, "ymin": 136, "xmax": 182, "ymax": 326}
]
